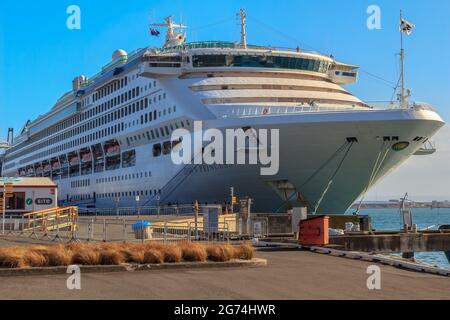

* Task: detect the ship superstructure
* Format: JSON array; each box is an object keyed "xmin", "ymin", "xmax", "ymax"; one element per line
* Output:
[{"xmin": 1, "ymin": 12, "xmax": 444, "ymax": 213}]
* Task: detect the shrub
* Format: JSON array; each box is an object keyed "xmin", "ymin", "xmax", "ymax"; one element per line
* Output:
[
  {"xmin": 143, "ymin": 249, "xmax": 164, "ymax": 264},
  {"xmin": 160, "ymin": 244, "xmax": 182, "ymax": 263},
  {"xmin": 206, "ymin": 244, "xmax": 234, "ymax": 262},
  {"xmin": 0, "ymin": 248, "xmax": 26, "ymax": 268},
  {"xmin": 233, "ymin": 244, "xmax": 254, "ymax": 260},
  {"xmin": 23, "ymin": 250, "xmax": 48, "ymax": 267},
  {"xmin": 0, "ymin": 241, "xmax": 253, "ymax": 268},
  {"xmin": 70, "ymin": 244, "xmax": 101, "ymax": 265},
  {"xmin": 178, "ymin": 242, "xmax": 207, "ymax": 262},
  {"xmin": 45, "ymin": 245, "xmax": 72, "ymax": 266},
  {"xmin": 99, "ymin": 249, "xmax": 125, "ymax": 265}
]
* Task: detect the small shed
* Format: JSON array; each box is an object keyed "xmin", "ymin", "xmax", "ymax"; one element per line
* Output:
[{"xmin": 0, "ymin": 177, "xmax": 58, "ymax": 214}]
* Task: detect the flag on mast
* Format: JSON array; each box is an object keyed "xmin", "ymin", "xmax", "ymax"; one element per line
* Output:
[
  {"xmin": 150, "ymin": 28, "xmax": 160, "ymax": 36},
  {"xmin": 400, "ymin": 18, "xmax": 415, "ymax": 35}
]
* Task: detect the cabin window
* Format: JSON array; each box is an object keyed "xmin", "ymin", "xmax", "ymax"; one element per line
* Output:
[
  {"xmin": 153, "ymin": 144, "xmax": 162, "ymax": 157},
  {"xmin": 122, "ymin": 150, "xmax": 136, "ymax": 168},
  {"xmin": 162, "ymin": 141, "xmax": 172, "ymax": 155}
]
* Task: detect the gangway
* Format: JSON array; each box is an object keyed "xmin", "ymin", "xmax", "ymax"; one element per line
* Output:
[{"xmin": 22, "ymin": 206, "xmax": 78, "ymax": 235}]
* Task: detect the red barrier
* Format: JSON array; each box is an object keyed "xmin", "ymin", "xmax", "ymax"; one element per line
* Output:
[{"xmin": 299, "ymin": 215, "xmax": 329, "ymax": 246}]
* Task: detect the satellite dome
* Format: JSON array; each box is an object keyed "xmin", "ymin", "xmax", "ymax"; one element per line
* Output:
[{"xmin": 112, "ymin": 49, "xmax": 128, "ymax": 61}]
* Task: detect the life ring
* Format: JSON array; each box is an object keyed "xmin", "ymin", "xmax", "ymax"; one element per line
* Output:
[{"xmin": 262, "ymin": 108, "xmax": 269, "ymax": 115}]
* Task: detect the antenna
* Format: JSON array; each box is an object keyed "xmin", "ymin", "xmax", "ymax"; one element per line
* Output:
[
  {"xmin": 239, "ymin": 8, "xmax": 247, "ymax": 49},
  {"xmin": 399, "ymin": 10, "xmax": 412, "ymax": 108},
  {"xmin": 150, "ymin": 15, "xmax": 187, "ymax": 48},
  {"xmin": 400, "ymin": 10, "xmax": 405, "ymax": 108}
]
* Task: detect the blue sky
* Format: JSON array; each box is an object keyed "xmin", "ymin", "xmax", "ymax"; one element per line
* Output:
[
  {"xmin": 1, "ymin": 0, "xmax": 450, "ymax": 135},
  {"xmin": 0, "ymin": 0, "xmax": 449, "ymax": 200}
]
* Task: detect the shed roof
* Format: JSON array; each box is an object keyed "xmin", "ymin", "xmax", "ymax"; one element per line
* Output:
[{"xmin": 0, "ymin": 177, "xmax": 57, "ymax": 188}]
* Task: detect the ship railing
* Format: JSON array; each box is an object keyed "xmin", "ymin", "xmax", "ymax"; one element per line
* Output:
[
  {"xmin": 216, "ymin": 104, "xmax": 370, "ymax": 118},
  {"xmin": 80, "ymin": 48, "xmax": 146, "ymax": 88},
  {"xmin": 215, "ymin": 101, "xmax": 437, "ymax": 119},
  {"xmin": 366, "ymin": 101, "xmax": 436, "ymax": 112},
  {"xmin": 157, "ymin": 41, "xmax": 326, "ymax": 56}
]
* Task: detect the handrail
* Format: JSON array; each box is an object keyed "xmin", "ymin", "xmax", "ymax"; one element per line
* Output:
[
  {"xmin": 157, "ymin": 41, "xmax": 326, "ymax": 57},
  {"xmin": 23, "ymin": 206, "xmax": 75, "ymax": 218},
  {"xmin": 23, "ymin": 206, "xmax": 78, "ymax": 233}
]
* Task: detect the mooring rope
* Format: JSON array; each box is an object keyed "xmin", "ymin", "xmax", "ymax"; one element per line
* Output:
[
  {"xmin": 354, "ymin": 140, "xmax": 392, "ymax": 214},
  {"xmin": 312, "ymin": 141, "xmax": 355, "ymax": 215}
]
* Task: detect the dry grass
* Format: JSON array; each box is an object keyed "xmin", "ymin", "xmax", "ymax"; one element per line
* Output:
[
  {"xmin": 99, "ymin": 249, "xmax": 125, "ymax": 265},
  {"xmin": 206, "ymin": 244, "xmax": 235, "ymax": 262},
  {"xmin": 143, "ymin": 249, "xmax": 164, "ymax": 264},
  {"xmin": 233, "ymin": 244, "xmax": 254, "ymax": 260},
  {"xmin": 0, "ymin": 247, "xmax": 26, "ymax": 268},
  {"xmin": 160, "ymin": 244, "xmax": 183, "ymax": 263},
  {"xmin": 0, "ymin": 241, "xmax": 254, "ymax": 268},
  {"xmin": 23, "ymin": 250, "xmax": 48, "ymax": 267},
  {"xmin": 179, "ymin": 241, "xmax": 207, "ymax": 262},
  {"xmin": 70, "ymin": 243, "xmax": 101, "ymax": 265},
  {"xmin": 45, "ymin": 245, "xmax": 72, "ymax": 266}
]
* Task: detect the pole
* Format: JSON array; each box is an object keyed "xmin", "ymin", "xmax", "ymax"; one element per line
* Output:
[
  {"xmin": 240, "ymin": 9, "xmax": 247, "ymax": 49},
  {"xmin": 2, "ymin": 185, "xmax": 5, "ymax": 235},
  {"xmin": 400, "ymin": 10, "xmax": 405, "ymax": 108},
  {"xmin": 194, "ymin": 200, "xmax": 199, "ymax": 240},
  {"xmin": 230, "ymin": 187, "xmax": 234, "ymax": 215}
]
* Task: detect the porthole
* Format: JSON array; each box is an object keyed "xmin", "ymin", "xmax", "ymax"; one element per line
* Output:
[{"xmin": 392, "ymin": 141, "xmax": 410, "ymax": 152}]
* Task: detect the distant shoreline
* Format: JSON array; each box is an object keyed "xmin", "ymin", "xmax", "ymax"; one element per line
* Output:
[{"xmin": 351, "ymin": 204, "xmax": 450, "ymax": 209}]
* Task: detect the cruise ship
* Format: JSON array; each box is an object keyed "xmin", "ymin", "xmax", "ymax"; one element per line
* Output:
[{"xmin": 1, "ymin": 11, "xmax": 445, "ymax": 214}]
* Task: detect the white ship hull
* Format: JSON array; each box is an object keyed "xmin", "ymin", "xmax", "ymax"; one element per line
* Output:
[{"xmin": 81, "ymin": 107, "xmax": 443, "ymax": 213}]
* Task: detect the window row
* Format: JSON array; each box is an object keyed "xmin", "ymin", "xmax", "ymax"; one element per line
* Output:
[
  {"xmin": 192, "ymin": 54, "xmax": 330, "ymax": 73},
  {"xmin": 97, "ymin": 189, "xmax": 161, "ymax": 200},
  {"xmin": 92, "ymin": 77, "xmax": 128, "ymax": 103},
  {"xmin": 96, "ymin": 171, "xmax": 152, "ymax": 184},
  {"xmin": 71, "ymin": 179, "xmax": 91, "ymax": 188},
  {"xmin": 8, "ymin": 83, "xmax": 144, "ymax": 158},
  {"xmin": 17, "ymin": 142, "xmax": 137, "ymax": 180},
  {"xmin": 12, "ymin": 95, "xmax": 149, "ymax": 162}
]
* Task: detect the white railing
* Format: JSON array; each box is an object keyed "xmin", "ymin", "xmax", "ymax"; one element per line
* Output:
[
  {"xmin": 214, "ymin": 101, "xmax": 437, "ymax": 119},
  {"xmin": 367, "ymin": 101, "xmax": 436, "ymax": 111},
  {"xmin": 215, "ymin": 104, "xmax": 370, "ymax": 119}
]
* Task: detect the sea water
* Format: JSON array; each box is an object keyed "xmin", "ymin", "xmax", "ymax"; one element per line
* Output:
[{"xmin": 349, "ymin": 208, "xmax": 450, "ymax": 269}]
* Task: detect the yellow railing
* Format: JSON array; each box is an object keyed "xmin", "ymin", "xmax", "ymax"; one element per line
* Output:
[{"xmin": 23, "ymin": 206, "xmax": 78, "ymax": 233}]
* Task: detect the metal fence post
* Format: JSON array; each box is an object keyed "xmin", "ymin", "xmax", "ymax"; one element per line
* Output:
[
  {"xmin": 8, "ymin": 215, "xmax": 12, "ymax": 235},
  {"xmin": 122, "ymin": 219, "xmax": 126, "ymax": 242},
  {"xmin": 103, "ymin": 219, "xmax": 107, "ymax": 242},
  {"xmin": 164, "ymin": 222, "xmax": 168, "ymax": 243}
]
